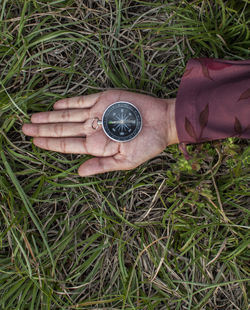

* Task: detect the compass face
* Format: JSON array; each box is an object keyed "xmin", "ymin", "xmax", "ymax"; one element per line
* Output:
[{"xmin": 102, "ymin": 101, "xmax": 142, "ymax": 142}]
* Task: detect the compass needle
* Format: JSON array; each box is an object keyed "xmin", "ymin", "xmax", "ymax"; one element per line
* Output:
[{"xmin": 101, "ymin": 101, "xmax": 142, "ymax": 142}]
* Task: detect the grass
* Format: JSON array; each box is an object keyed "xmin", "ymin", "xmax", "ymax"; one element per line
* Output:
[{"xmin": 0, "ymin": 0, "xmax": 250, "ymax": 309}]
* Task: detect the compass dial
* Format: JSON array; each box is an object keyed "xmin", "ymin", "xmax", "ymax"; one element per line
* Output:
[{"xmin": 102, "ymin": 101, "xmax": 142, "ymax": 142}]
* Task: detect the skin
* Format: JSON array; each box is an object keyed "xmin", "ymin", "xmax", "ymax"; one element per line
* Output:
[{"xmin": 22, "ymin": 90, "xmax": 179, "ymax": 176}]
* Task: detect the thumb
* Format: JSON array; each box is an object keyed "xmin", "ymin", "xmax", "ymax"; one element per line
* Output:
[{"xmin": 78, "ymin": 156, "xmax": 132, "ymax": 177}]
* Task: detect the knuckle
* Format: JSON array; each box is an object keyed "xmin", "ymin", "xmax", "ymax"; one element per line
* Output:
[
  {"xmin": 61, "ymin": 110, "xmax": 69, "ymax": 120},
  {"xmin": 45, "ymin": 138, "xmax": 49, "ymax": 150},
  {"xmin": 86, "ymin": 108, "xmax": 91, "ymax": 119},
  {"xmin": 36, "ymin": 125, "xmax": 40, "ymax": 136},
  {"xmin": 60, "ymin": 139, "xmax": 66, "ymax": 153},
  {"xmin": 77, "ymin": 96, "xmax": 84, "ymax": 106},
  {"xmin": 66, "ymin": 98, "xmax": 70, "ymax": 108},
  {"xmin": 54, "ymin": 123, "xmax": 63, "ymax": 136},
  {"xmin": 82, "ymin": 121, "xmax": 91, "ymax": 136}
]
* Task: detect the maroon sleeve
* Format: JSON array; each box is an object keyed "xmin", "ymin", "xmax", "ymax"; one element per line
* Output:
[{"xmin": 175, "ymin": 58, "xmax": 250, "ymax": 149}]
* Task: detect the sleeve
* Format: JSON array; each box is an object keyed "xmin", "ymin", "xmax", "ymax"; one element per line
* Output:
[{"xmin": 175, "ymin": 58, "xmax": 250, "ymax": 152}]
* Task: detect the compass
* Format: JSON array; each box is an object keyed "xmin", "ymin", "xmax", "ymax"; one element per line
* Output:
[{"xmin": 97, "ymin": 101, "xmax": 142, "ymax": 142}]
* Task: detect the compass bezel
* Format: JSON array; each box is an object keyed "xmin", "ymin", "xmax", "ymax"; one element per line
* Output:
[{"xmin": 101, "ymin": 101, "xmax": 142, "ymax": 142}]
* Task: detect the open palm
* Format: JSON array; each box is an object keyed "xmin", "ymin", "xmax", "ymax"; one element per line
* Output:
[{"xmin": 22, "ymin": 90, "xmax": 178, "ymax": 176}]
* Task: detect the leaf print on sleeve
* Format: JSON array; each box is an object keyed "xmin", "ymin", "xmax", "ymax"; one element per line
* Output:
[
  {"xmin": 198, "ymin": 59, "xmax": 233, "ymax": 81},
  {"xmin": 185, "ymin": 117, "xmax": 197, "ymax": 140},
  {"xmin": 246, "ymin": 124, "xmax": 250, "ymax": 133},
  {"xmin": 199, "ymin": 103, "xmax": 209, "ymax": 130},
  {"xmin": 183, "ymin": 67, "xmax": 193, "ymax": 78},
  {"xmin": 238, "ymin": 88, "xmax": 250, "ymax": 101},
  {"xmin": 204, "ymin": 59, "xmax": 232, "ymax": 71},
  {"xmin": 198, "ymin": 59, "xmax": 213, "ymax": 81},
  {"xmin": 234, "ymin": 117, "xmax": 243, "ymax": 135},
  {"xmin": 198, "ymin": 103, "xmax": 209, "ymax": 140}
]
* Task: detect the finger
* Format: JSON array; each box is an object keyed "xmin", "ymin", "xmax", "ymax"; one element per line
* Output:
[
  {"xmin": 32, "ymin": 133, "xmax": 118, "ymax": 156},
  {"xmin": 53, "ymin": 92, "xmax": 102, "ymax": 110},
  {"xmin": 33, "ymin": 137, "xmax": 90, "ymax": 154},
  {"xmin": 22, "ymin": 122, "xmax": 93, "ymax": 137},
  {"xmin": 31, "ymin": 109, "xmax": 90, "ymax": 124},
  {"xmin": 78, "ymin": 156, "xmax": 132, "ymax": 177}
]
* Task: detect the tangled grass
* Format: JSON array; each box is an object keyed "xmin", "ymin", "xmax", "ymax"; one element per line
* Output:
[{"xmin": 0, "ymin": 0, "xmax": 249, "ymax": 309}]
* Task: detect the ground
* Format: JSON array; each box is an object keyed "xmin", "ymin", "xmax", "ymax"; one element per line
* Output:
[{"xmin": 0, "ymin": 1, "xmax": 249, "ymax": 309}]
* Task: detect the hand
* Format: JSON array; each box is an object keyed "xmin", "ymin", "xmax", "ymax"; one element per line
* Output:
[{"xmin": 22, "ymin": 90, "xmax": 178, "ymax": 176}]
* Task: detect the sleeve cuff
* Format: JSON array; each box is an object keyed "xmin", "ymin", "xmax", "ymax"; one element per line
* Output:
[{"xmin": 175, "ymin": 58, "xmax": 250, "ymax": 148}]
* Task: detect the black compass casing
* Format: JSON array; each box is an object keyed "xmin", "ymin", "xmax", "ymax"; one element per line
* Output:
[{"xmin": 102, "ymin": 101, "xmax": 142, "ymax": 142}]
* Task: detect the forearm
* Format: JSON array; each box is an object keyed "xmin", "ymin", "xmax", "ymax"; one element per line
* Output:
[{"xmin": 175, "ymin": 58, "xmax": 250, "ymax": 144}]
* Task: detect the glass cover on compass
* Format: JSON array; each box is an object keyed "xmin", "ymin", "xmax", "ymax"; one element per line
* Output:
[{"xmin": 102, "ymin": 101, "xmax": 142, "ymax": 142}]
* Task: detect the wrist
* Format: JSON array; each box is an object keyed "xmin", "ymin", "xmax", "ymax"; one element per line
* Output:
[{"xmin": 164, "ymin": 98, "xmax": 179, "ymax": 146}]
